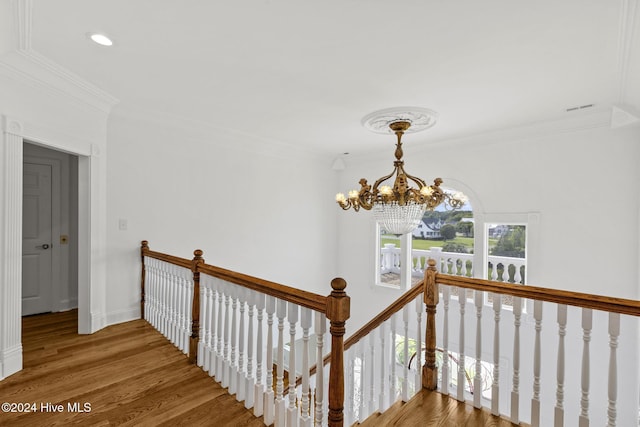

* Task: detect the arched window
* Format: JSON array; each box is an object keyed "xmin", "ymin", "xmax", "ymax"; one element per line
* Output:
[
  {"xmin": 375, "ymin": 188, "xmax": 474, "ymax": 289},
  {"xmin": 374, "ymin": 183, "xmax": 537, "ymax": 297}
]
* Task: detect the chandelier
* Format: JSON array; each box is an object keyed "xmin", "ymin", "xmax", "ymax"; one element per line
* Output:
[{"xmin": 335, "ymin": 114, "xmax": 467, "ymax": 235}]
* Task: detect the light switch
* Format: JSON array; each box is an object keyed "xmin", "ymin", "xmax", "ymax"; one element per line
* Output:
[{"xmin": 118, "ymin": 218, "xmax": 128, "ymax": 230}]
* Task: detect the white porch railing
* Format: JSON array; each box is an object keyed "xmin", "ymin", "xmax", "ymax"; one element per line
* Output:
[{"xmin": 380, "ymin": 244, "xmax": 526, "ymax": 284}]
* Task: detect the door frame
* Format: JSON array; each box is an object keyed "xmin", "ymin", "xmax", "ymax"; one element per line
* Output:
[{"xmin": 1, "ymin": 115, "xmax": 101, "ymax": 380}]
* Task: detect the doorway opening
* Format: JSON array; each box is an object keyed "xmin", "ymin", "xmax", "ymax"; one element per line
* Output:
[{"xmin": 22, "ymin": 142, "xmax": 79, "ymax": 317}]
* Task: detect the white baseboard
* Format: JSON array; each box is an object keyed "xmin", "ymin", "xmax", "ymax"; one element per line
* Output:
[
  {"xmin": 1, "ymin": 344, "xmax": 23, "ymax": 380},
  {"xmin": 57, "ymin": 299, "xmax": 78, "ymax": 312},
  {"xmin": 105, "ymin": 307, "xmax": 141, "ymax": 327}
]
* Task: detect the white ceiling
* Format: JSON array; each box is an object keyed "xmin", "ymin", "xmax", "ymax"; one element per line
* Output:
[{"xmin": 3, "ymin": 0, "xmax": 640, "ymax": 155}]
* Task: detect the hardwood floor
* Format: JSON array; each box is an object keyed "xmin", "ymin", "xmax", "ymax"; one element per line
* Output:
[
  {"xmin": 357, "ymin": 391, "xmax": 523, "ymax": 427},
  {"xmin": 2, "ymin": 310, "xmax": 523, "ymax": 426},
  {"xmin": 0, "ymin": 310, "xmax": 265, "ymax": 426}
]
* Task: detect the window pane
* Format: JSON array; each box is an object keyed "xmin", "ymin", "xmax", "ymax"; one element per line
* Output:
[
  {"xmin": 487, "ymin": 224, "xmax": 527, "ymax": 306},
  {"xmin": 378, "ymin": 225, "xmax": 401, "ymax": 287}
]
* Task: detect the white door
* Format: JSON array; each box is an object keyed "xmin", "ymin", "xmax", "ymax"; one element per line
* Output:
[{"xmin": 22, "ymin": 162, "xmax": 53, "ymax": 315}]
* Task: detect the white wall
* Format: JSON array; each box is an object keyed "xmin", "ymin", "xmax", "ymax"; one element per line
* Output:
[
  {"xmin": 105, "ymin": 111, "xmax": 340, "ymax": 323},
  {"xmin": 336, "ymin": 116, "xmax": 640, "ymax": 333}
]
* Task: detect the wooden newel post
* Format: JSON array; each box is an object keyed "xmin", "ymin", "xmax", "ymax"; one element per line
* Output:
[
  {"xmin": 423, "ymin": 258, "xmax": 439, "ymax": 390},
  {"xmin": 140, "ymin": 241, "xmax": 149, "ymax": 319},
  {"xmin": 326, "ymin": 277, "xmax": 350, "ymax": 427},
  {"xmin": 189, "ymin": 249, "xmax": 204, "ymax": 364}
]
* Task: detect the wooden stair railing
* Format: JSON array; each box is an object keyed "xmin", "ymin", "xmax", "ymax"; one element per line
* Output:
[
  {"xmin": 140, "ymin": 241, "xmax": 640, "ymax": 426},
  {"xmin": 140, "ymin": 241, "xmax": 350, "ymax": 427},
  {"xmin": 424, "ymin": 259, "xmax": 640, "ymax": 427}
]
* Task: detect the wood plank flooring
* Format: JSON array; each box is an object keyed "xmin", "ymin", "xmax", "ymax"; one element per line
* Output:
[
  {"xmin": 1, "ymin": 310, "xmax": 524, "ymax": 426},
  {"xmin": 357, "ymin": 391, "xmax": 523, "ymax": 427},
  {"xmin": 0, "ymin": 310, "xmax": 265, "ymax": 426}
]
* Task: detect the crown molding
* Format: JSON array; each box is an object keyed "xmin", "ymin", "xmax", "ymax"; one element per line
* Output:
[
  {"xmin": 0, "ymin": 50, "xmax": 119, "ymax": 114},
  {"xmin": 0, "ymin": 0, "xmax": 119, "ymax": 114},
  {"xmin": 110, "ymin": 105, "xmax": 331, "ymax": 162}
]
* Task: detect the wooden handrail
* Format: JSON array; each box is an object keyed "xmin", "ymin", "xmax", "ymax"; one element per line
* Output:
[
  {"xmin": 198, "ymin": 264, "xmax": 328, "ymax": 313},
  {"xmin": 141, "ymin": 243, "xmax": 193, "ymax": 269},
  {"xmin": 140, "ymin": 241, "xmax": 348, "ymax": 427},
  {"xmin": 307, "ymin": 281, "xmax": 425, "ymax": 377},
  {"xmin": 435, "ymin": 273, "xmax": 640, "ymax": 317},
  {"xmin": 343, "ymin": 282, "xmax": 424, "ymax": 352},
  {"xmin": 141, "ymin": 241, "xmax": 327, "ymax": 312}
]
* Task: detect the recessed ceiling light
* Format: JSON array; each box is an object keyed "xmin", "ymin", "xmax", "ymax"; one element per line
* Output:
[{"xmin": 88, "ymin": 33, "xmax": 113, "ymax": 46}]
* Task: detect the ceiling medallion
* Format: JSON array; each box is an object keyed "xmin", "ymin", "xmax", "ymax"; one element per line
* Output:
[
  {"xmin": 336, "ymin": 108, "xmax": 466, "ymax": 235},
  {"xmin": 361, "ymin": 106, "xmax": 438, "ymax": 134}
]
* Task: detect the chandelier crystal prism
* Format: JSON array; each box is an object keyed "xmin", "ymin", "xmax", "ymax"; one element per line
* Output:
[{"xmin": 336, "ymin": 119, "xmax": 467, "ymax": 235}]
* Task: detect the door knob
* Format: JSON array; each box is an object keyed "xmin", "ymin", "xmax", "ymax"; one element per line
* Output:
[{"xmin": 37, "ymin": 244, "xmax": 50, "ymax": 250}]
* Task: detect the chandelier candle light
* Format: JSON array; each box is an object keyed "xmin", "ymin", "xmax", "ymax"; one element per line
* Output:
[{"xmin": 336, "ymin": 111, "xmax": 467, "ymax": 235}]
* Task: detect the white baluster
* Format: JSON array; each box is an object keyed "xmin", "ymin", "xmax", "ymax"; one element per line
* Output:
[
  {"xmin": 555, "ymin": 304, "xmax": 567, "ymax": 427},
  {"xmin": 179, "ymin": 267, "xmax": 187, "ymax": 350},
  {"xmin": 215, "ymin": 280, "xmax": 225, "ymax": 382},
  {"xmin": 171, "ymin": 266, "xmax": 181, "ymax": 351},
  {"xmin": 236, "ymin": 289, "xmax": 247, "ymax": 402},
  {"xmin": 378, "ymin": 320, "xmax": 389, "ymax": 412},
  {"xmin": 531, "ymin": 300, "xmax": 543, "ymax": 427},
  {"xmin": 314, "ymin": 312, "xmax": 326, "ymax": 427},
  {"xmin": 511, "ymin": 296, "xmax": 522, "ymax": 424},
  {"xmin": 358, "ymin": 339, "xmax": 367, "ymax": 420},
  {"xmin": 287, "ymin": 303, "xmax": 300, "ymax": 427},
  {"xmin": 389, "ymin": 313, "xmax": 397, "ymax": 404},
  {"xmin": 168, "ymin": 265, "xmax": 176, "ymax": 343},
  {"xmin": 245, "ymin": 290, "xmax": 255, "ymax": 409},
  {"xmin": 161, "ymin": 261, "xmax": 167, "ymax": 332},
  {"xmin": 457, "ymin": 288, "xmax": 466, "ymax": 402},
  {"xmin": 275, "ymin": 299, "xmax": 287, "ymax": 427},
  {"xmin": 402, "ymin": 304, "xmax": 410, "ymax": 402},
  {"xmin": 414, "ymin": 295, "xmax": 423, "ymax": 391},
  {"xmin": 514, "ymin": 263, "xmax": 523, "ymax": 284},
  {"xmin": 607, "ymin": 313, "xmax": 620, "ymax": 427},
  {"xmin": 198, "ymin": 279, "xmax": 208, "ymax": 368},
  {"xmin": 221, "ymin": 283, "xmax": 231, "ymax": 388},
  {"xmin": 369, "ymin": 332, "xmax": 377, "ymax": 418},
  {"xmin": 490, "ymin": 262, "xmax": 498, "ymax": 281},
  {"xmin": 442, "ymin": 286, "xmax": 450, "ymax": 395},
  {"xmin": 166, "ymin": 264, "xmax": 174, "ymax": 342},
  {"xmin": 473, "ymin": 290, "xmax": 483, "ymax": 409},
  {"xmin": 345, "ymin": 348, "xmax": 355, "ymax": 426},
  {"xmin": 579, "ymin": 308, "xmax": 592, "ymax": 427},
  {"xmin": 161, "ymin": 262, "xmax": 169, "ymax": 334},
  {"xmin": 491, "ymin": 293, "xmax": 501, "ymax": 416},
  {"xmin": 263, "ymin": 295, "xmax": 276, "ymax": 425},
  {"xmin": 229, "ymin": 287, "xmax": 239, "ymax": 395},
  {"xmin": 145, "ymin": 258, "xmax": 152, "ymax": 323},
  {"xmin": 206, "ymin": 280, "xmax": 216, "ymax": 375},
  {"xmin": 186, "ymin": 270, "xmax": 194, "ymax": 354},
  {"xmin": 300, "ymin": 307, "xmax": 312, "ymax": 427},
  {"xmin": 253, "ymin": 292, "xmax": 266, "ymax": 417},
  {"xmin": 178, "ymin": 266, "xmax": 186, "ymax": 349}
]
